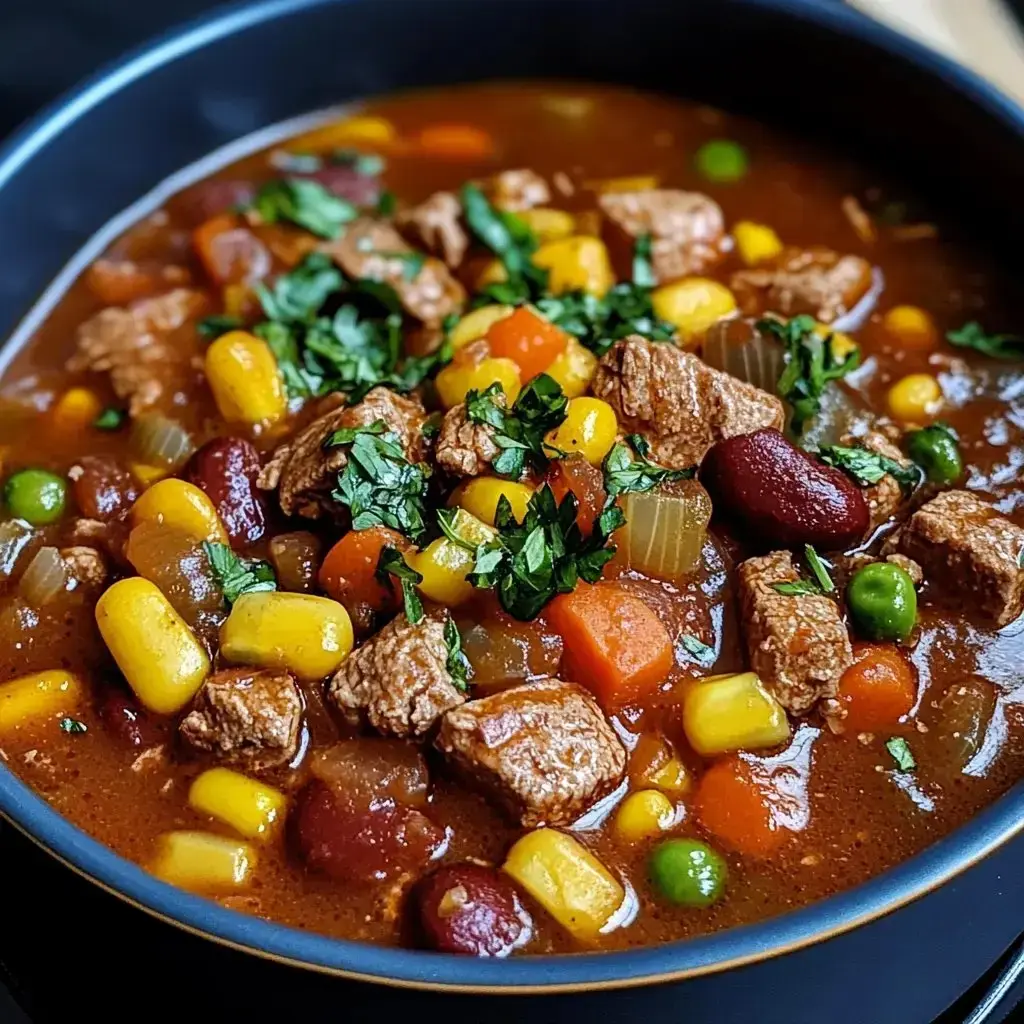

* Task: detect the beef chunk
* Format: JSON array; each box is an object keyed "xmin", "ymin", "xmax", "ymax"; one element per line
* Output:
[
  {"xmin": 323, "ymin": 217, "xmax": 465, "ymax": 327},
  {"xmin": 68, "ymin": 289, "xmax": 206, "ymax": 415},
  {"xmin": 738, "ymin": 550, "xmax": 853, "ymax": 715},
  {"xmin": 731, "ymin": 247, "xmax": 873, "ymax": 324},
  {"xmin": 328, "ymin": 611, "xmax": 467, "ymax": 739},
  {"xmin": 591, "ymin": 334, "xmax": 785, "ymax": 468},
  {"xmin": 179, "ymin": 667, "xmax": 303, "ymax": 770},
  {"xmin": 398, "ymin": 191, "xmax": 468, "ymax": 269},
  {"xmin": 434, "ymin": 402, "xmax": 501, "ymax": 477},
  {"xmin": 882, "ymin": 490, "xmax": 1024, "ymax": 626},
  {"xmin": 485, "ymin": 169, "xmax": 551, "ymax": 212},
  {"xmin": 435, "ymin": 678, "xmax": 626, "ymax": 827},
  {"xmin": 60, "ymin": 546, "xmax": 107, "ymax": 589},
  {"xmin": 842, "ymin": 430, "xmax": 913, "ymax": 531},
  {"xmin": 258, "ymin": 387, "xmax": 427, "ymax": 519},
  {"xmin": 598, "ymin": 189, "xmax": 726, "ymax": 283}
]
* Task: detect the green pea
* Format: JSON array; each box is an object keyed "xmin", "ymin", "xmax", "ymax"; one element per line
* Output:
[
  {"xmin": 846, "ymin": 562, "xmax": 917, "ymax": 642},
  {"xmin": 648, "ymin": 838, "xmax": 727, "ymax": 908},
  {"xmin": 906, "ymin": 424, "xmax": 962, "ymax": 485},
  {"xmin": 694, "ymin": 139, "xmax": 749, "ymax": 183},
  {"xmin": 4, "ymin": 468, "xmax": 67, "ymax": 525}
]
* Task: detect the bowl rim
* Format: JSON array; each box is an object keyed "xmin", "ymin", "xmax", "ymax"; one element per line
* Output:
[{"xmin": 1, "ymin": 0, "xmax": 1023, "ymax": 993}]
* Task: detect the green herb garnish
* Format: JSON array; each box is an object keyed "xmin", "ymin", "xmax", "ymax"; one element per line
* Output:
[
  {"xmin": 376, "ymin": 191, "xmax": 397, "ymax": 217},
  {"xmin": 250, "ymin": 178, "xmax": 358, "ymax": 239},
  {"xmin": 817, "ymin": 443, "xmax": 920, "ymax": 493},
  {"xmin": 760, "ymin": 315, "xmax": 860, "ymax": 433},
  {"xmin": 331, "ymin": 149, "xmax": 386, "ymax": 176},
  {"xmin": 632, "ymin": 233, "xmax": 656, "ymax": 289},
  {"xmin": 197, "ymin": 314, "xmax": 245, "ymax": 340},
  {"xmin": 770, "ymin": 579, "xmax": 824, "ymax": 597},
  {"xmin": 93, "ymin": 408, "xmax": 126, "ymax": 431},
  {"xmin": 946, "ymin": 321, "xmax": 1024, "ymax": 361},
  {"xmin": 804, "ymin": 544, "xmax": 834, "ymax": 595},
  {"xmin": 603, "ymin": 433, "xmax": 695, "ymax": 498},
  {"xmin": 375, "ymin": 545, "xmax": 424, "ymax": 624},
  {"xmin": 680, "ymin": 634, "xmax": 715, "ymax": 665},
  {"xmin": 443, "ymin": 617, "xmax": 472, "ymax": 692},
  {"xmin": 886, "ymin": 736, "xmax": 916, "ymax": 771},
  {"xmin": 770, "ymin": 546, "xmax": 833, "ymax": 597},
  {"xmin": 203, "ymin": 541, "xmax": 277, "ymax": 604},
  {"xmin": 59, "ymin": 717, "xmax": 87, "ymax": 735}
]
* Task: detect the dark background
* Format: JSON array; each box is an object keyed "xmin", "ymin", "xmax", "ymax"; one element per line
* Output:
[{"xmin": 0, "ymin": 1, "xmax": 1023, "ymax": 1021}]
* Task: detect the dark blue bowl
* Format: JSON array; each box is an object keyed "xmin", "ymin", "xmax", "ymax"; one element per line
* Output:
[{"xmin": 0, "ymin": 0, "xmax": 1022, "ymax": 996}]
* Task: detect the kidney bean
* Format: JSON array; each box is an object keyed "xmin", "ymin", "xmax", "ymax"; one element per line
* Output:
[
  {"xmin": 71, "ymin": 457, "xmax": 139, "ymax": 523},
  {"xmin": 96, "ymin": 686, "xmax": 158, "ymax": 749},
  {"xmin": 414, "ymin": 863, "xmax": 533, "ymax": 957},
  {"xmin": 184, "ymin": 437, "xmax": 266, "ymax": 546},
  {"xmin": 700, "ymin": 428, "xmax": 869, "ymax": 551},
  {"xmin": 170, "ymin": 180, "xmax": 255, "ymax": 225}
]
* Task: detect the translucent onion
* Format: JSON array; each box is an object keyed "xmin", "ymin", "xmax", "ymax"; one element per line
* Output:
[
  {"xmin": 934, "ymin": 677, "xmax": 996, "ymax": 772},
  {"xmin": 832, "ymin": 267, "xmax": 885, "ymax": 333},
  {"xmin": 18, "ymin": 546, "xmax": 67, "ymax": 607},
  {"xmin": 131, "ymin": 414, "xmax": 194, "ymax": 469},
  {"xmin": 618, "ymin": 479, "xmax": 712, "ymax": 581},
  {"xmin": 701, "ymin": 319, "xmax": 785, "ymax": 394},
  {"xmin": 269, "ymin": 532, "xmax": 322, "ymax": 593},
  {"xmin": 0, "ymin": 519, "xmax": 35, "ymax": 579}
]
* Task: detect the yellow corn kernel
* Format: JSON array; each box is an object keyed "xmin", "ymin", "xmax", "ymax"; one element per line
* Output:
[
  {"xmin": 533, "ymin": 237, "xmax": 614, "ymax": 298},
  {"xmin": 410, "ymin": 509, "xmax": 496, "ymax": 606},
  {"xmin": 51, "ymin": 388, "xmax": 103, "ymax": 431},
  {"xmin": 732, "ymin": 221, "xmax": 783, "ymax": 266},
  {"xmin": 503, "ymin": 829, "xmax": 625, "ymax": 943},
  {"xmin": 435, "ymin": 356, "xmax": 521, "ymax": 409},
  {"xmin": 614, "ymin": 790, "xmax": 676, "ymax": 843},
  {"xmin": 130, "ymin": 462, "xmax": 169, "ymax": 486},
  {"xmin": 205, "ymin": 331, "xmax": 287, "ymax": 427},
  {"xmin": 546, "ymin": 397, "xmax": 618, "ymax": 465},
  {"xmin": 220, "ymin": 591, "xmax": 353, "ymax": 680},
  {"xmin": 647, "ymin": 757, "xmax": 694, "ymax": 796},
  {"xmin": 131, "ymin": 478, "xmax": 228, "ymax": 545},
  {"xmin": 651, "ymin": 277, "xmax": 736, "ymax": 345},
  {"xmin": 0, "ymin": 670, "xmax": 83, "ymax": 734},
  {"xmin": 887, "ymin": 373, "xmax": 942, "ymax": 423},
  {"xmin": 820, "ymin": 324, "xmax": 859, "ymax": 361},
  {"xmin": 289, "ymin": 114, "xmax": 396, "ymax": 152},
  {"xmin": 449, "ymin": 304, "xmax": 514, "ymax": 351},
  {"xmin": 583, "ymin": 175, "xmax": 660, "ymax": 194},
  {"xmin": 188, "ymin": 768, "xmax": 287, "ymax": 841},
  {"xmin": 96, "ymin": 578, "xmax": 210, "ymax": 714},
  {"xmin": 682, "ymin": 671, "xmax": 790, "ymax": 756},
  {"xmin": 151, "ymin": 830, "xmax": 255, "ymax": 892},
  {"xmin": 883, "ymin": 305, "xmax": 939, "ymax": 350},
  {"xmin": 545, "ymin": 336, "xmax": 598, "ymax": 398},
  {"xmin": 452, "ymin": 476, "xmax": 533, "ymax": 525},
  {"xmin": 518, "ymin": 207, "xmax": 576, "ymax": 244}
]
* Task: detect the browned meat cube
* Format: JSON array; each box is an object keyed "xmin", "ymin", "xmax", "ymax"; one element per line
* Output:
[
  {"xmin": 598, "ymin": 189, "xmax": 726, "ymax": 283},
  {"xmin": 485, "ymin": 169, "xmax": 551, "ymax": 212},
  {"xmin": 882, "ymin": 490, "xmax": 1024, "ymax": 626},
  {"xmin": 841, "ymin": 430, "xmax": 914, "ymax": 531},
  {"xmin": 323, "ymin": 217, "xmax": 465, "ymax": 327},
  {"xmin": 731, "ymin": 246, "xmax": 873, "ymax": 324},
  {"xmin": 397, "ymin": 191, "xmax": 468, "ymax": 268},
  {"xmin": 68, "ymin": 289, "xmax": 207, "ymax": 415},
  {"xmin": 258, "ymin": 387, "xmax": 427, "ymax": 519},
  {"xmin": 591, "ymin": 334, "xmax": 785, "ymax": 468},
  {"xmin": 328, "ymin": 611, "xmax": 467, "ymax": 739},
  {"xmin": 435, "ymin": 678, "xmax": 627, "ymax": 827},
  {"xmin": 179, "ymin": 667, "xmax": 303, "ymax": 771},
  {"xmin": 60, "ymin": 546, "xmax": 107, "ymax": 589},
  {"xmin": 737, "ymin": 550, "xmax": 853, "ymax": 715},
  {"xmin": 434, "ymin": 401, "xmax": 501, "ymax": 477}
]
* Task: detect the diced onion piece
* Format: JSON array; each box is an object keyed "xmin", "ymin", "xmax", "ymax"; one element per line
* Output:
[
  {"xmin": 269, "ymin": 532, "xmax": 323, "ymax": 593},
  {"xmin": 701, "ymin": 319, "xmax": 786, "ymax": 395},
  {"xmin": 18, "ymin": 546, "xmax": 67, "ymax": 607},
  {"xmin": 130, "ymin": 414, "xmax": 194, "ymax": 469},
  {"xmin": 0, "ymin": 519, "xmax": 35, "ymax": 579},
  {"xmin": 832, "ymin": 267, "xmax": 885, "ymax": 333},
  {"xmin": 618, "ymin": 479, "xmax": 711, "ymax": 581},
  {"xmin": 934, "ymin": 677, "xmax": 996, "ymax": 771}
]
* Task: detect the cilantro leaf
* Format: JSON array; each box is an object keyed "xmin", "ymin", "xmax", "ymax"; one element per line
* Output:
[
  {"xmin": 770, "ymin": 546, "xmax": 834, "ymax": 597},
  {"xmin": 376, "ymin": 191, "xmax": 397, "ymax": 217},
  {"xmin": 198, "ymin": 314, "xmax": 244, "ymax": 340},
  {"xmin": 760, "ymin": 315, "xmax": 860, "ymax": 433},
  {"xmin": 203, "ymin": 541, "xmax": 277, "ymax": 604},
  {"xmin": 331, "ymin": 149, "xmax": 386, "ymax": 177},
  {"xmin": 804, "ymin": 544, "xmax": 834, "ymax": 594},
  {"xmin": 256, "ymin": 252, "xmax": 343, "ymax": 323},
  {"xmin": 770, "ymin": 580, "xmax": 824, "ymax": 597},
  {"xmin": 375, "ymin": 545, "xmax": 424, "ymax": 624},
  {"xmin": 632, "ymin": 233, "xmax": 656, "ymax": 289},
  {"xmin": 93, "ymin": 407, "xmax": 126, "ymax": 431},
  {"xmin": 886, "ymin": 736, "xmax": 916, "ymax": 771},
  {"xmin": 817, "ymin": 443, "xmax": 920, "ymax": 493},
  {"xmin": 946, "ymin": 321, "xmax": 1024, "ymax": 361},
  {"xmin": 603, "ymin": 433, "xmax": 695, "ymax": 498},
  {"xmin": 326, "ymin": 422, "xmax": 430, "ymax": 543},
  {"xmin": 59, "ymin": 717, "xmax": 87, "ymax": 735},
  {"xmin": 443, "ymin": 617, "xmax": 472, "ymax": 692},
  {"xmin": 680, "ymin": 633, "xmax": 715, "ymax": 666},
  {"xmin": 251, "ymin": 178, "xmax": 358, "ymax": 239}
]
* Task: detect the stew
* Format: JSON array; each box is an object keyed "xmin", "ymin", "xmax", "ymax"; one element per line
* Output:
[{"xmin": 0, "ymin": 82, "xmax": 1022, "ymax": 956}]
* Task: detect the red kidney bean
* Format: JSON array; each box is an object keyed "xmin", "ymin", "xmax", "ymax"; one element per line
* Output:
[
  {"xmin": 700, "ymin": 428, "xmax": 869, "ymax": 551},
  {"xmin": 414, "ymin": 863, "xmax": 533, "ymax": 957},
  {"xmin": 71, "ymin": 457, "xmax": 139, "ymax": 523},
  {"xmin": 96, "ymin": 686, "xmax": 158, "ymax": 749},
  {"xmin": 184, "ymin": 437, "xmax": 266, "ymax": 546},
  {"xmin": 170, "ymin": 180, "xmax": 255, "ymax": 225}
]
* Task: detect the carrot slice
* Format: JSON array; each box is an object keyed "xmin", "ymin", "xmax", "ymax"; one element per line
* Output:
[
  {"xmin": 486, "ymin": 307, "xmax": 570, "ymax": 382},
  {"xmin": 318, "ymin": 527, "xmax": 409, "ymax": 628},
  {"xmin": 695, "ymin": 756, "xmax": 785, "ymax": 858},
  {"xmin": 415, "ymin": 123, "xmax": 497, "ymax": 160},
  {"xmin": 836, "ymin": 642, "xmax": 916, "ymax": 732},
  {"xmin": 547, "ymin": 581, "xmax": 673, "ymax": 709}
]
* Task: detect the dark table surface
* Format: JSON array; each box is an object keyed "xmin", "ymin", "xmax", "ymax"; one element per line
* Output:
[{"xmin": 1, "ymin": 2, "xmax": 1024, "ymax": 1021}]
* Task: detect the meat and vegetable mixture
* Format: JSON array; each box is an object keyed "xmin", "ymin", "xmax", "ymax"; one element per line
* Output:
[{"xmin": 1, "ymin": 83, "xmax": 1024, "ymax": 956}]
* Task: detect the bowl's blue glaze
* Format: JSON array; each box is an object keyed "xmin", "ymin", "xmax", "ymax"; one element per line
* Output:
[{"xmin": 0, "ymin": 0, "xmax": 1023, "ymax": 992}]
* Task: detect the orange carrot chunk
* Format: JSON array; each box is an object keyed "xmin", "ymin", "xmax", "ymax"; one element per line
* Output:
[
  {"xmin": 318, "ymin": 527, "xmax": 409, "ymax": 628},
  {"xmin": 415, "ymin": 124, "xmax": 497, "ymax": 160},
  {"xmin": 547, "ymin": 581, "xmax": 673, "ymax": 709},
  {"xmin": 836, "ymin": 642, "xmax": 916, "ymax": 732},
  {"xmin": 485, "ymin": 307, "xmax": 570, "ymax": 383},
  {"xmin": 695, "ymin": 756, "xmax": 785, "ymax": 858}
]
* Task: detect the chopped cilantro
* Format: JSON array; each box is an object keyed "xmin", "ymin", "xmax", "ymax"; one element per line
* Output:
[
  {"xmin": 325, "ymin": 421, "xmax": 430, "ymax": 543},
  {"xmin": 331, "ymin": 149, "xmax": 386, "ymax": 176},
  {"xmin": 443, "ymin": 617, "xmax": 472, "ymax": 692},
  {"xmin": 93, "ymin": 407, "xmax": 126, "ymax": 431},
  {"xmin": 680, "ymin": 633, "xmax": 715, "ymax": 665},
  {"xmin": 375, "ymin": 545, "xmax": 424, "ymax": 624},
  {"xmin": 760, "ymin": 315, "xmax": 860, "ymax": 433},
  {"xmin": 59, "ymin": 717, "xmax": 87, "ymax": 735},
  {"xmin": 256, "ymin": 252, "xmax": 343, "ymax": 322},
  {"xmin": 603, "ymin": 433, "xmax": 695, "ymax": 498},
  {"xmin": 203, "ymin": 541, "xmax": 277, "ymax": 604},
  {"xmin": 804, "ymin": 544, "xmax": 834, "ymax": 594},
  {"xmin": 771, "ymin": 546, "xmax": 834, "ymax": 597},
  {"xmin": 198, "ymin": 314, "xmax": 244, "ymax": 340},
  {"xmin": 376, "ymin": 190, "xmax": 397, "ymax": 217},
  {"xmin": 250, "ymin": 178, "xmax": 358, "ymax": 239},
  {"xmin": 632, "ymin": 233, "xmax": 656, "ymax": 289},
  {"xmin": 886, "ymin": 736, "xmax": 916, "ymax": 771},
  {"xmin": 946, "ymin": 321, "xmax": 1024, "ymax": 361},
  {"xmin": 770, "ymin": 579, "xmax": 824, "ymax": 597},
  {"xmin": 817, "ymin": 443, "xmax": 920, "ymax": 493}
]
